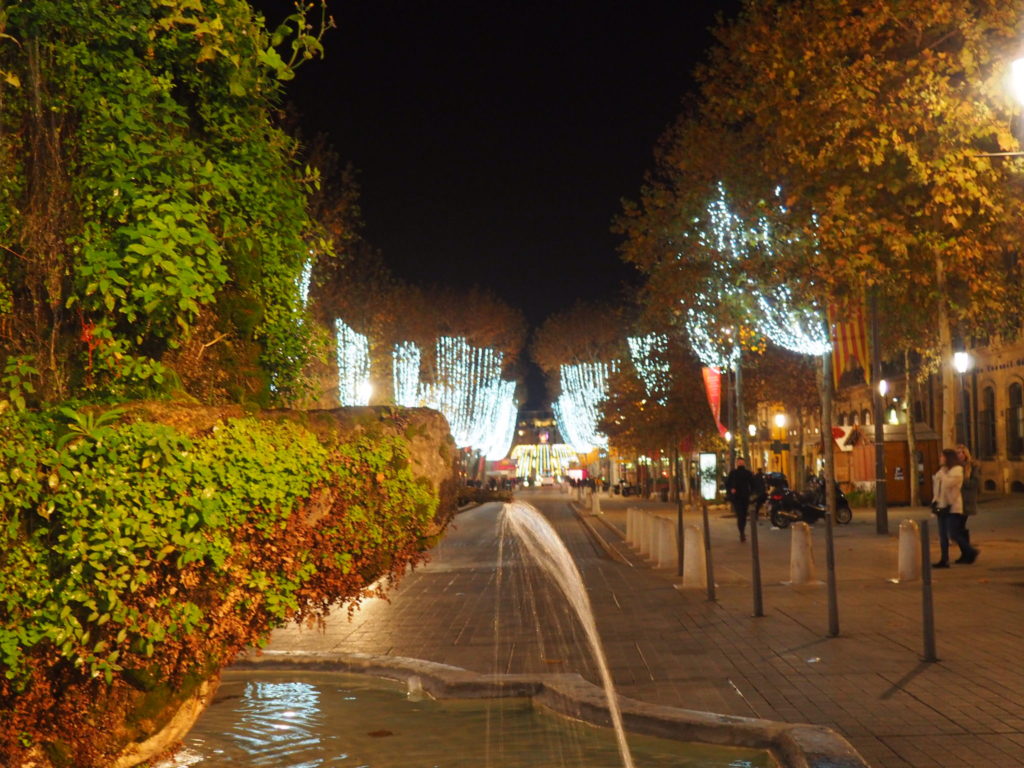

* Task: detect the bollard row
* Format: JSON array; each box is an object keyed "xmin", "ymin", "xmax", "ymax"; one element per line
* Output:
[{"xmin": 624, "ymin": 508, "xmax": 708, "ymax": 587}]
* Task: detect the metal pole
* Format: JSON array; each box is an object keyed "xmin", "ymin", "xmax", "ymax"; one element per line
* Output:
[
  {"xmin": 702, "ymin": 500, "xmax": 716, "ymax": 602},
  {"xmin": 870, "ymin": 291, "xmax": 889, "ymax": 534},
  {"xmin": 676, "ymin": 453, "xmax": 685, "ymax": 577},
  {"xmin": 749, "ymin": 491, "xmax": 764, "ymax": 617},
  {"xmin": 824, "ymin": 509, "xmax": 839, "ymax": 637},
  {"xmin": 919, "ymin": 519, "xmax": 938, "ymax": 662}
]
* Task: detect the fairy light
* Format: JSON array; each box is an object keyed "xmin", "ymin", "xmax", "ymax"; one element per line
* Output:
[
  {"xmin": 335, "ymin": 319, "xmax": 371, "ymax": 406},
  {"xmin": 683, "ymin": 183, "xmax": 754, "ymax": 369},
  {"xmin": 684, "ymin": 182, "xmax": 829, "ymax": 363},
  {"xmin": 751, "ymin": 200, "xmax": 830, "ymax": 355},
  {"xmin": 628, "ymin": 333, "xmax": 671, "ymax": 405},
  {"xmin": 393, "ymin": 341, "xmax": 422, "ymax": 407},
  {"xmin": 410, "ymin": 336, "xmax": 518, "ymax": 458},
  {"xmin": 480, "ymin": 379, "xmax": 518, "ymax": 460},
  {"xmin": 553, "ymin": 360, "xmax": 615, "ymax": 454},
  {"xmin": 510, "ymin": 443, "xmax": 578, "ymax": 479},
  {"xmin": 298, "ymin": 257, "xmax": 313, "ymax": 308}
]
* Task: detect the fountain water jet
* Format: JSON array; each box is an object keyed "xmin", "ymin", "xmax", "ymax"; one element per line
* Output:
[{"xmin": 499, "ymin": 500, "xmax": 635, "ymax": 768}]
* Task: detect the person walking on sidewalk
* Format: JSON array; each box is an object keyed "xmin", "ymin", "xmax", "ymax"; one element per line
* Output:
[
  {"xmin": 725, "ymin": 457, "xmax": 754, "ymax": 542},
  {"xmin": 932, "ymin": 448, "xmax": 978, "ymax": 568},
  {"xmin": 956, "ymin": 443, "xmax": 980, "ymax": 552}
]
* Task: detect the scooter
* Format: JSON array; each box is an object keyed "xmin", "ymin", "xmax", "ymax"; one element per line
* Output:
[{"xmin": 766, "ymin": 477, "xmax": 852, "ymax": 528}]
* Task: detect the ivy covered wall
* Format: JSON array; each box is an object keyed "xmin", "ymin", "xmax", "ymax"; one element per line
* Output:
[
  {"xmin": 0, "ymin": 403, "xmax": 457, "ymax": 766},
  {"xmin": 0, "ymin": 0, "xmax": 331, "ymax": 405}
]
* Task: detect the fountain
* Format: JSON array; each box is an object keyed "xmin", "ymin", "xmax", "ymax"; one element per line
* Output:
[
  {"xmin": 498, "ymin": 500, "xmax": 635, "ymax": 768},
  {"xmin": 173, "ymin": 498, "xmax": 868, "ymax": 767}
]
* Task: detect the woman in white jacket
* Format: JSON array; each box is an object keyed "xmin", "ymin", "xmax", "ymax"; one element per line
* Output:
[{"xmin": 932, "ymin": 448, "xmax": 978, "ymax": 567}]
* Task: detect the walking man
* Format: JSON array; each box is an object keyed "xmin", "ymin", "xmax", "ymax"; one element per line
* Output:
[{"xmin": 725, "ymin": 457, "xmax": 754, "ymax": 542}]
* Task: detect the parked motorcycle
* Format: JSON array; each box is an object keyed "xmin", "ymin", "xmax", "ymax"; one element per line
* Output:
[{"xmin": 766, "ymin": 476, "xmax": 852, "ymax": 528}]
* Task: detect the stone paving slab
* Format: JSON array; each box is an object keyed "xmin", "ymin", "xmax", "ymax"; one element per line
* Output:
[{"xmin": 264, "ymin": 489, "xmax": 1024, "ymax": 768}]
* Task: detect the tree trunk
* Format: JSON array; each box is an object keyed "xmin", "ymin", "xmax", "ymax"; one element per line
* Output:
[
  {"xmin": 935, "ymin": 253, "xmax": 955, "ymax": 447},
  {"xmin": 369, "ymin": 339, "xmax": 396, "ymax": 405},
  {"xmin": 736, "ymin": 349, "xmax": 749, "ymax": 462}
]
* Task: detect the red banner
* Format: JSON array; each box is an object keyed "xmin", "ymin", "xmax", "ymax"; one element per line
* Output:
[{"xmin": 701, "ymin": 366, "xmax": 728, "ymax": 437}]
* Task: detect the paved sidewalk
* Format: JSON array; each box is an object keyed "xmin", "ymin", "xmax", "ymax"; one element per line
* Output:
[{"xmin": 265, "ymin": 489, "xmax": 1024, "ymax": 768}]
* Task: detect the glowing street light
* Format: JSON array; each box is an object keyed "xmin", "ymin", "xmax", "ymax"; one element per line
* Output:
[
  {"xmin": 953, "ymin": 351, "xmax": 972, "ymax": 450},
  {"xmin": 1011, "ymin": 57, "xmax": 1024, "ymax": 107},
  {"xmin": 953, "ymin": 351, "xmax": 971, "ymax": 374},
  {"xmin": 878, "ymin": 378, "xmax": 888, "ymax": 397},
  {"xmin": 773, "ymin": 412, "xmax": 787, "ymax": 429},
  {"xmin": 748, "ymin": 423, "xmax": 757, "ymax": 437}
]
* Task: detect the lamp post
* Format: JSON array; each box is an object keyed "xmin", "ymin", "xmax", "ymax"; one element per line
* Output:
[
  {"xmin": 773, "ymin": 412, "xmax": 788, "ymax": 478},
  {"xmin": 954, "ymin": 351, "xmax": 971, "ymax": 448}
]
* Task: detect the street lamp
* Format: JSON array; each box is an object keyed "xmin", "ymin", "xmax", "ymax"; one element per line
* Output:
[
  {"xmin": 772, "ymin": 413, "xmax": 788, "ymax": 476},
  {"xmin": 878, "ymin": 378, "xmax": 888, "ymax": 397},
  {"xmin": 953, "ymin": 351, "xmax": 970, "ymax": 375},
  {"xmin": 1011, "ymin": 56, "xmax": 1024, "ymax": 107},
  {"xmin": 748, "ymin": 423, "xmax": 757, "ymax": 437},
  {"xmin": 954, "ymin": 352, "xmax": 972, "ymax": 448}
]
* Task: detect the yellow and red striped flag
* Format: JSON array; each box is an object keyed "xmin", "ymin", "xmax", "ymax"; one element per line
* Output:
[{"xmin": 827, "ymin": 301, "xmax": 871, "ymax": 389}]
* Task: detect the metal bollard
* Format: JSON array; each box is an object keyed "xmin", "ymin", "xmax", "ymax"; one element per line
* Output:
[
  {"xmin": 749, "ymin": 499, "xmax": 764, "ymax": 617},
  {"xmin": 919, "ymin": 519, "xmax": 938, "ymax": 662},
  {"xmin": 702, "ymin": 500, "xmax": 716, "ymax": 602},
  {"xmin": 824, "ymin": 507, "xmax": 839, "ymax": 637}
]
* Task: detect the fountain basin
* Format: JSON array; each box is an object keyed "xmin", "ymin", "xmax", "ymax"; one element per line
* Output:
[{"xmin": 224, "ymin": 651, "xmax": 869, "ymax": 768}]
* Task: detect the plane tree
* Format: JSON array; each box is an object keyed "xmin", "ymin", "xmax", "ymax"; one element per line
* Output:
[{"xmin": 693, "ymin": 0, "xmax": 1024, "ymax": 445}]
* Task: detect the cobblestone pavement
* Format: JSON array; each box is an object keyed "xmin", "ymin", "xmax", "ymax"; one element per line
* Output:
[{"xmin": 266, "ymin": 489, "xmax": 1024, "ymax": 768}]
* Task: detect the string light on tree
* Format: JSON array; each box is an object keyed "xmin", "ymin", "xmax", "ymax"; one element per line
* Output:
[
  {"xmin": 750, "ymin": 202, "xmax": 830, "ymax": 356},
  {"xmin": 335, "ymin": 319, "xmax": 371, "ymax": 406},
  {"xmin": 414, "ymin": 336, "xmax": 518, "ymax": 458},
  {"xmin": 298, "ymin": 257, "xmax": 313, "ymax": 308},
  {"xmin": 627, "ymin": 333, "xmax": 671, "ymax": 405},
  {"xmin": 392, "ymin": 341, "xmax": 422, "ymax": 407},
  {"xmin": 685, "ymin": 182, "xmax": 828, "ymax": 364},
  {"xmin": 553, "ymin": 360, "xmax": 616, "ymax": 454}
]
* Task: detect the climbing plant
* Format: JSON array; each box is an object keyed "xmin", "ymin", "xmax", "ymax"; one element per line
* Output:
[
  {"xmin": 0, "ymin": 404, "xmax": 444, "ymax": 765},
  {"xmin": 0, "ymin": 0, "xmax": 333, "ymax": 405}
]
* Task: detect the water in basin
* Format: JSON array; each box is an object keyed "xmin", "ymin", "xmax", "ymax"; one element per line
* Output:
[{"xmin": 163, "ymin": 670, "xmax": 772, "ymax": 767}]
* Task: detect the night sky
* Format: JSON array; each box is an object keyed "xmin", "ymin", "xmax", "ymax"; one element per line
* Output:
[{"xmin": 253, "ymin": 0, "xmax": 740, "ymax": 405}]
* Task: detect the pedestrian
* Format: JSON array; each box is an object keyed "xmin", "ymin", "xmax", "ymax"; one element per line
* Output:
[
  {"xmin": 725, "ymin": 456, "xmax": 754, "ymax": 542},
  {"xmin": 931, "ymin": 448, "xmax": 978, "ymax": 568},
  {"xmin": 955, "ymin": 443, "xmax": 980, "ymax": 554}
]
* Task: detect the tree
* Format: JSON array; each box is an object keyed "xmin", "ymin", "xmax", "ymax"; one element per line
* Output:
[
  {"xmin": 0, "ymin": 0, "xmax": 332, "ymax": 406},
  {"xmin": 530, "ymin": 300, "xmax": 625, "ymax": 381},
  {"xmin": 695, "ymin": 0, "xmax": 1024, "ymax": 446},
  {"xmin": 600, "ymin": 342, "xmax": 718, "ymax": 457}
]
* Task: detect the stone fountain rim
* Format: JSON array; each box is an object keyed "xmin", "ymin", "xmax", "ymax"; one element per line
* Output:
[{"xmin": 230, "ymin": 650, "xmax": 870, "ymax": 768}]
